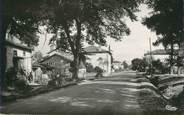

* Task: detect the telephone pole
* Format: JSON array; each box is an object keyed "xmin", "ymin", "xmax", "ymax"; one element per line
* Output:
[{"xmin": 149, "ymin": 37, "xmax": 153, "ymax": 76}]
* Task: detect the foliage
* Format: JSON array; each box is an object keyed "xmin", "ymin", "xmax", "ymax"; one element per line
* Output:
[
  {"xmin": 151, "ymin": 59, "xmax": 170, "ymax": 74},
  {"xmin": 122, "ymin": 61, "xmax": 129, "ymax": 69},
  {"xmin": 94, "ymin": 66, "xmax": 103, "ymax": 78},
  {"xmin": 2, "ymin": 0, "xmax": 47, "ymax": 46},
  {"xmin": 48, "ymin": 73, "xmax": 69, "ymax": 87},
  {"xmin": 94, "ymin": 66, "xmax": 103, "ymax": 73},
  {"xmin": 14, "ymin": 78, "xmax": 31, "ymax": 92},
  {"xmin": 45, "ymin": 0, "xmax": 143, "ymax": 79},
  {"xmin": 143, "ymin": 0, "xmax": 183, "ymax": 68},
  {"xmin": 86, "ymin": 62, "xmax": 94, "ymax": 73},
  {"xmin": 1, "ymin": 0, "xmax": 47, "ymax": 84},
  {"xmin": 32, "ymin": 51, "xmax": 43, "ymax": 62},
  {"xmin": 143, "ymin": 0, "xmax": 183, "ymax": 47},
  {"xmin": 3, "ymin": 67, "xmax": 16, "ymax": 89},
  {"xmin": 3, "ymin": 67, "xmax": 32, "ymax": 92},
  {"xmin": 131, "ymin": 58, "xmax": 148, "ymax": 72}
]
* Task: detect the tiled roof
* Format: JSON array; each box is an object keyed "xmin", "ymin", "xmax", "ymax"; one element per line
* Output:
[
  {"xmin": 5, "ymin": 39, "xmax": 32, "ymax": 51},
  {"xmin": 84, "ymin": 46, "xmax": 109, "ymax": 53},
  {"xmin": 41, "ymin": 51, "xmax": 73, "ymax": 62},
  {"xmin": 113, "ymin": 60, "xmax": 122, "ymax": 63},
  {"xmin": 144, "ymin": 49, "xmax": 178, "ymax": 56}
]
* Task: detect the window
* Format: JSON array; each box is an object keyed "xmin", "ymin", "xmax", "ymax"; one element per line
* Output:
[
  {"xmin": 23, "ymin": 51, "xmax": 26, "ymax": 56},
  {"xmin": 13, "ymin": 50, "xmax": 17, "ymax": 57}
]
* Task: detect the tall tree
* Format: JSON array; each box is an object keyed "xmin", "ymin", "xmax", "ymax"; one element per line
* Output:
[
  {"xmin": 47, "ymin": 0, "xmax": 143, "ymax": 79},
  {"xmin": 143, "ymin": 0, "xmax": 183, "ymax": 71},
  {"xmin": 131, "ymin": 58, "xmax": 148, "ymax": 72}
]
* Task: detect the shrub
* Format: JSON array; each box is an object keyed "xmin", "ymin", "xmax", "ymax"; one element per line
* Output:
[
  {"xmin": 94, "ymin": 66, "xmax": 103, "ymax": 78},
  {"xmin": 14, "ymin": 78, "xmax": 31, "ymax": 92},
  {"xmin": 3, "ymin": 67, "xmax": 17, "ymax": 90}
]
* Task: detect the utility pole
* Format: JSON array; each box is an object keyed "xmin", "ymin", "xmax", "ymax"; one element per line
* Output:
[{"xmin": 149, "ymin": 37, "xmax": 153, "ymax": 76}]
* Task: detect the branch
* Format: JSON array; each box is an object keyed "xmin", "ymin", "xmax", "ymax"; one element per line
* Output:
[{"xmin": 63, "ymin": 22, "xmax": 75, "ymax": 54}]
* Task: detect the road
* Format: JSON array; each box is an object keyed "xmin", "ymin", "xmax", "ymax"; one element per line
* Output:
[{"xmin": 1, "ymin": 72, "xmax": 170, "ymax": 115}]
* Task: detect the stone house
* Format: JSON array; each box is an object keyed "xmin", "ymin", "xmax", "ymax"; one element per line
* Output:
[{"xmin": 39, "ymin": 51, "xmax": 73, "ymax": 77}]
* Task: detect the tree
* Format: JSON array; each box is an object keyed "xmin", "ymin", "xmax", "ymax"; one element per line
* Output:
[
  {"xmin": 46, "ymin": 0, "xmax": 143, "ymax": 79},
  {"xmin": 143, "ymin": 0, "xmax": 183, "ymax": 71},
  {"xmin": 2, "ymin": 0, "xmax": 47, "ymax": 46},
  {"xmin": 32, "ymin": 51, "xmax": 43, "ymax": 62},
  {"xmin": 122, "ymin": 61, "xmax": 128, "ymax": 69},
  {"xmin": 152, "ymin": 59, "xmax": 169, "ymax": 74},
  {"xmin": 131, "ymin": 58, "xmax": 148, "ymax": 72}
]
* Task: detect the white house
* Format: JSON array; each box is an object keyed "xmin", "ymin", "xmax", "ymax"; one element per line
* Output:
[
  {"xmin": 83, "ymin": 46, "xmax": 112, "ymax": 76},
  {"xmin": 144, "ymin": 49, "xmax": 170, "ymax": 63},
  {"xmin": 5, "ymin": 36, "xmax": 33, "ymax": 80}
]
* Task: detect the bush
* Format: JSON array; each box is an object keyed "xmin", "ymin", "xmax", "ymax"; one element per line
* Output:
[
  {"xmin": 94, "ymin": 66, "xmax": 103, "ymax": 78},
  {"xmin": 48, "ymin": 74, "xmax": 68, "ymax": 87},
  {"xmin": 3, "ymin": 67, "xmax": 16, "ymax": 89},
  {"xmin": 14, "ymin": 78, "xmax": 31, "ymax": 92},
  {"xmin": 86, "ymin": 63, "xmax": 94, "ymax": 73}
]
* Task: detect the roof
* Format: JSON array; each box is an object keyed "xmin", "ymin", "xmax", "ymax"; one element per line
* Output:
[
  {"xmin": 5, "ymin": 39, "xmax": 32, "ymax": 52},
  {"xmin": 144, "ymin": 49, "xmax": 178, "ymax": 56},
  {"xmin": 84, "ymin": 46, "xmax": 110, "ymax": 54},
  {"xmin": 113, "ymin": 60, "xmax": 122, "ymax": 63},
  {"xmin": 32, "ymin": 62, "xmax": 45, "ymax": 68},
  {"xmin": 32, "ymin": 61, "xmax": 54, "ymax": 70},
  {"xmin": 40, "ymin": 51, "xmax": 73, "ymax": 63}
]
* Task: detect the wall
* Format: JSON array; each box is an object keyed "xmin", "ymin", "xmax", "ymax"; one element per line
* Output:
[
  {"xmin": 6, "ymin": 46, "xmax": 14, "ymax": 70},
  {"xmin": 41, "ymin": 55, "xmax": 70, "ymax": 75},
  {"xmin": 6, "ymin": 45, "xmax": 32, "ymax": 73}
]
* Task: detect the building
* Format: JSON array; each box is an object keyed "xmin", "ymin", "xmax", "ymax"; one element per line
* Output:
[
  {"xmin": 179, "ymin": 42, "xmax": 184, "ymax": 57},
  {"xmin": 144, "ymin": 49, "xmax": 173, "ymax": 62},
  {"xmin": 112, "ymin": 61, "xmax": 123, "ymax": 71},
  {"xmin": 144, "ymin": 49, "xmax": 184, "ymax": 74},
  {"xmin": 5, "ymin": 37, "xmax": 33, "ymax": 76},
  {"xmin": 83, "ymin": 46, "xmax": 112, "ymax": 76},
  {"xmin": 39, "ymin": 51, "xmax": 73, "ymax": 76}
]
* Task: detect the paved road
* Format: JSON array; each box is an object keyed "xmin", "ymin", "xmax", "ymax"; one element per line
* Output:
[{"xmin": 1, "ymin": 72, "xmax": 169, "ymax": 115}]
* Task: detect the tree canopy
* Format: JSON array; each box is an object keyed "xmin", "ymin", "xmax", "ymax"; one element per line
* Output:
[
  {"xmin": 1, "ymin": 0, "xmax": 144, "ymax": 79},
  {"xmin": 32, "ymin": 51, "xmax": 43, "ymax": 63},
  {"xmin": 143, "ymin": 0, "xmax": 183, "ymax": 70},
  {"xmin": 2, "ymin": 0, "xmax": 47, "ymax": 46},
  {"xmin": 46, "ymin": 0, "xmax": 143, "ymax": 78},
  {"xmin": 131, "ymin": 58, "xmax": 148, "ymax": 72},
  {"xmin": 143, "ymin": 0, "xmax": 183, "ymax": 48}
]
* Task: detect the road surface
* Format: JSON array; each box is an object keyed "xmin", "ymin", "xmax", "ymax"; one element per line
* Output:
[{"xmin": 1, "ymin": 72, "xmax": 170, "ymax": 115}]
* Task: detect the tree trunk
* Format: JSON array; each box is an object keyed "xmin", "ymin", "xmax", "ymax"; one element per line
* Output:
[
  {"xmin": 170, "ymin": 39, "xmax": 174, "ymax": 74},
  {"xmin": 72, "ymin": 54, "xmax": 80, "ymax": 80},
  {"xmin": 72, "ymin": 19, "xmax": 82, "ymax": 80},
  {"xmin": 1, "ymin": 15, "xmax": 10, "ymax": 87}
]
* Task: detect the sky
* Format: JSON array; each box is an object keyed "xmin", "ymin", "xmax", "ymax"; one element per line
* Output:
[{"xmin": 34, "ymin": 4, "xmax": 164, "ymax": 64}]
